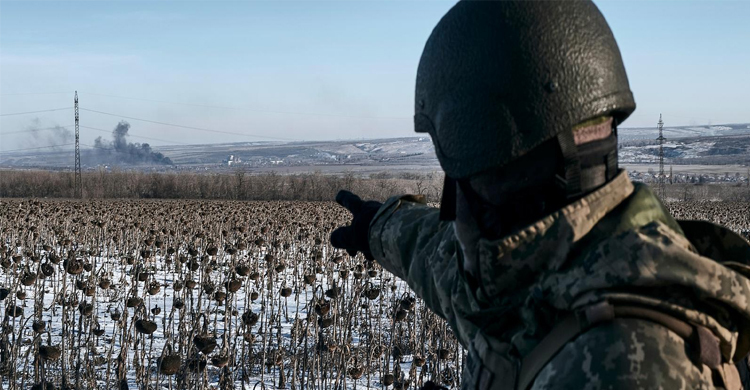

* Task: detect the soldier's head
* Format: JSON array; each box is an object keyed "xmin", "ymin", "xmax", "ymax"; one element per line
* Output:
[{"xmin": 414, "ymin": 0, "xmax": 635, "ymax": 275}]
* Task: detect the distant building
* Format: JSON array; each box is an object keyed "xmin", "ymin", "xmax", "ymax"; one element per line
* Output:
[{"xmin": 224, "ymin": 155, "xmax": 241, "ymax": 166}]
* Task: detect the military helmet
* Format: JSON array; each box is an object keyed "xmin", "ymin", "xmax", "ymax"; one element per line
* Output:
[{"xmin": 414, "ymin": 0, "xmax": 636, "ymax": 180}]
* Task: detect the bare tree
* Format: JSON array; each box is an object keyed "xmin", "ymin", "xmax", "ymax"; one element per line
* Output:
[{"xmin": 234, "ymin": 167, "xmax": 247, "ymax": 200}]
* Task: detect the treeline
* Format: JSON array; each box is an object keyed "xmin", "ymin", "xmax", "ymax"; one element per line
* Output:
[
  {"xmin": 0, "ymin": 169, "xmax": 444, "ymax": 202},
  {"xmin": 2, "ymin": 168, "xmax": 748, "ymax": 202},
  {"xmin": 662, "ymin": 183, "xmax": 750, "ymax": 202}
]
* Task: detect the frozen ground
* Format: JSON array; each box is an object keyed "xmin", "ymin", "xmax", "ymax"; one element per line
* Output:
[{"xmin": 0, "ymin": 199, "xmax": 462, "ymax": 390}]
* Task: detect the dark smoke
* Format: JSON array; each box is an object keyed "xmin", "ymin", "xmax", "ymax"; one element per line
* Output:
[
  {"xmin": 24, "ymin": 118, "xmax": 73, "ymax": 151},
  {"xmin": 94, "ymin": 121, "xmax": 173, "ymax": 165}
]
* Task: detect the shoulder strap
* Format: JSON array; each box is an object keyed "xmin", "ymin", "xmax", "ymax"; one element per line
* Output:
[
  {"xmin": 516, "ymin": 301, "xmax": 613, "ymax": 390},
  {"xmin": 516, "ymin": 301, "xmax": 735, "ymax": 390}
]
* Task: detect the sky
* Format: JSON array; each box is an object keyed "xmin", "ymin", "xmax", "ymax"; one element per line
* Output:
[{"xmin": 1, "ymin": 0, "xmax": 749, "ymax": 152}]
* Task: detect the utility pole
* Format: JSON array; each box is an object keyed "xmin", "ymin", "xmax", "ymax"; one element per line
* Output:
[
  {"xmin": 74, "ymin": 91, "xmax": 82, "ymax": 198},
  {"xmin": 657, "ymin": 114, "xmax": 666, "ymax": 199},
  {"xmin": 669, "ymin": 165, "xmax": 673, "ymax": 184}
]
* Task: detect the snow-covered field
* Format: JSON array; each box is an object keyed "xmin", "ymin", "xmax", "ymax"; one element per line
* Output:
[
  {"xmin": 4, "ymin": 197, "xmax": 748, "ymax": 390},
  {"xmin": 0, "ymin": 199, "xmax": 462, "ymax": 390}
]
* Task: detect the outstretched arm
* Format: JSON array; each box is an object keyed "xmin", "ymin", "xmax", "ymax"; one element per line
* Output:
[
  {"xmin": 367, "ymin": 194, "xmax": 459, "ymax": 320},
  {"xmin": 331, "ymin": 191, "xmax": 477, "ymax": 347}
]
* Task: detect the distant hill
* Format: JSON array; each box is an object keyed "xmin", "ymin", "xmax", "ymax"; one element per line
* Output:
[
  {"xmin": 618, "ymin": 123, "xmax": 750, "ymax": 141},
  {"xmin": 618, "ymin": 123, "xmax": 750, "ymax": 165},
  {"xmin": 0, "ymin": 137, "xmax": 441, "ymax": 172},
  {"xmin": 2, "ymin": 123, "xmax": 749, "ymax": 171}
]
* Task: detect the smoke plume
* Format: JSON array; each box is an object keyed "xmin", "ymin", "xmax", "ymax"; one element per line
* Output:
[
  {"xmin": 24, "ymin": 118, "xmax": 73, "ymax": 151},
  {"xmin": 94, "ymin": 121, "xmax": 173, "ymax": 165}
]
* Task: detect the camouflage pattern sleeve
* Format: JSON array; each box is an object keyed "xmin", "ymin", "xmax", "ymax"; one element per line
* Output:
[
  {"xmin": 368, "ymin": 195, "xmax": 442, "ymax": 278},
  {"xmin": 368, "ymin": 195, "xmax": 472, "ymax": 336}
]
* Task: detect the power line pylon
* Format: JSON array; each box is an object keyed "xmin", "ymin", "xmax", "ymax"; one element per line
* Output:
[
  {"xmin": 74, "ymin": 91, "xmax": 82, "ymax": 198},
  {"xmin": 657, "ymin": 114, "xmax": 666, "ymax": 199}
]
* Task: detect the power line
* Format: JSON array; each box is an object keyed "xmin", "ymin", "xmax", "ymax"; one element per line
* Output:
[
  {"xmin": 80, "ymin": 143, "xmax": 132, "ymax": 152},
  {"xmin": 81, "ymin": 92, "xmax": 409, "ymax": 120},
  {"xmin": 0, "ymin": 125, "xmax": 75, "ymax": 136},
  {"xmin": 0, "ymin": 141, "xmax": 165, "ymax": 159},
  {"xmin": 0, "ymin": 144, "xmax": 129, "ymax": 156},
  {"xmin": 74, "ymin": 91, "xmax": 81, "ymax": 199},
  {"xmin": 0, "ymin": 143, "xmax": 75, "ymax": 154},
  {"xmin": 0, "ymin": 123, "xmax": 185, "ymax": 145},
  {"xmin": 1, "ymin": 91, "xmax": 409, "ymax": 120},
  {"xmin": 0, "ymin": 107, "xmax": 73, "ymax": 117},
  {"xmin": 81, "ymin": 143, "xmax": 113, "ymax": 150},
  {"xmin": 652, "ymin": 112, "xmax": 713, "ymax": 125},
  {"xmin": 0, "ymin": 92, "xmax": 74, "ymax": 96},
  {"xmin": 80, "ymin": 125, "xmax": 190, "ymax": 145},
  {"xmin": 82, "ymin": 93, "xmax": 243, "ymax": 111},
  {"xmin": 657, "ymin": 114, "xmax": 666, "ymax": 200},
  {"xmin": 80, "ymin": 143, "xmax": 161, "ymax": 155},
  {"xmin": 79, "ymin": 107, "xmax": 299, "ymax": 141}
]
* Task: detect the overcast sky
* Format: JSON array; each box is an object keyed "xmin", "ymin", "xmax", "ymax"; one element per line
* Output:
[{"xmin": 1, "ymin": 0, "xmax": 749, "ymax": 152}]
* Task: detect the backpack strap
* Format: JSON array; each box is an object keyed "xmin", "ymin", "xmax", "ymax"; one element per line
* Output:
[
  {"xmin": 515, "ymin": 301, "xmax": 613, "ymax": 390},
  {"xmin": 516, "ymin": 300, "xmax": 739, "ymax": 390}
]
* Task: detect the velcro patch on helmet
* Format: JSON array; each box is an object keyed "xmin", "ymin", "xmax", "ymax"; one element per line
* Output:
[{"xmin": 573, "ymin": 116, "xmax": 613, "ymax": 145}]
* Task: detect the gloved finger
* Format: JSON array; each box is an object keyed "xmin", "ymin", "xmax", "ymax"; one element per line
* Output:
[
  {"xmin": 335, "ymin": 190, "xmax": 364, "ymax": 214},
  {"xmin": 330, "ymin": 226, "xmax": 355, "ymax": 249}
]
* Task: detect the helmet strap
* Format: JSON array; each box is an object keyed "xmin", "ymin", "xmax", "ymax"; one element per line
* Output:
[
  {"xmin": 556, "ymin": 125, "xmax": 619, "ymax": 198},
  {"xmin": 439, "ymin": 176, "xmax": 457, "ymax": 221},
  {"xmin": 555, "ymin": 130, "xmax": 583, "ymax": 198}
]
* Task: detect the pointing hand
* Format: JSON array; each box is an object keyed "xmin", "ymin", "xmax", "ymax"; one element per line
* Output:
[{"xmin": 330, "ymin": 190, "xmax": 382, "ymax": 260}]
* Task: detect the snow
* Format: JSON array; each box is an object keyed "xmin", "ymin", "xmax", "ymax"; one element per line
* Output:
[{"xmin": 1, "ymin": 242, "xmax": 461, "ymax": 389}]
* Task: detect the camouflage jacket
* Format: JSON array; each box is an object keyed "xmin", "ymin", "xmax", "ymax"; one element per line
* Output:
[{"xmin": 369, "ymin": 170, "xmax": 750, "ymax": 389}]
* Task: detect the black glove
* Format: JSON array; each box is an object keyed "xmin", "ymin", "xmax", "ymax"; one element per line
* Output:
[
  {"xmin": 330, "ymin": 190, "xmax": 382, "ymax": 260},
  {"xmin": 419, "ymin": 381, "xmax": 449, "ymax": 390}
]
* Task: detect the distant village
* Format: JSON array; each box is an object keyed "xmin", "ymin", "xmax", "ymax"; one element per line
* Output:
[
  {"xmin": 628, "ymin": 169, "xmax": 750, "ymax": 185},
  {"xmin": 219, "ymin": 150, "xmax": 432, "ymax": 170},
  {"xmin": 3, "ymin": 136, "xmax": 749, "ymax": 185}
]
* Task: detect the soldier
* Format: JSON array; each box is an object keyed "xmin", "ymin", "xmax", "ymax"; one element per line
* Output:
[{"xmin": 331, "ymin": 1, "xmax": 750, "ymax": 389}]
